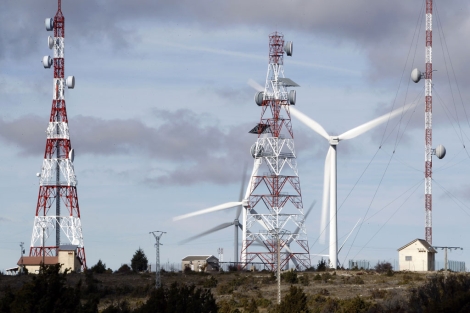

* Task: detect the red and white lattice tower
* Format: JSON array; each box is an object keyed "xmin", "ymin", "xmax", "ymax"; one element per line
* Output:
[
  {"xmin": 29, "ymin": 0, "xmax": 87, "ymax": 270},
  {"xmin": 241, "ymin": 32, "xmax": 311, "ymax": 271},
  {"xmin": 412, "ymin": 0, "xmax": 446, "ymax": 246},
  {"xmin": 424, "ymin": 0, "xmax": 433, "ymax": 245}
]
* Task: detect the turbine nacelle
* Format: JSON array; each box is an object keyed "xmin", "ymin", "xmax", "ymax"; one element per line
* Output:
[{"xmin": 329, "ymin": 137, "xmax": 340, "ymax": 146}]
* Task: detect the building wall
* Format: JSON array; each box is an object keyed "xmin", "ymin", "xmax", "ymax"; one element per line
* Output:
[
  {"xmin": 182, "ymin": 259, "xmax": 205, "ymax": 272},
  {"xmin": 25, "ymin": 265, "xmax": 42, "ymax": 274},
  {"xmin": 182, "ymin": 257, "xmax": 219, "ymax": 272},
  {"xmin": 399, "ymin": 242, "xmax": 435, "ymax": 271},
  {"xmin": 58, "ymin": 251, "xmax": 80, "ymax": 272}
]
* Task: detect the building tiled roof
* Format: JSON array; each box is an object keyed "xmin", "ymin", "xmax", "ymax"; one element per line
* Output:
[
  {"xmin": 397, "ymin": 238, "xmax": 437, "ymax": 253},
  {"xmin": 182, "ymin": 255, "xmax": 218, "ymax": 262},
  {"xmin": 17, "ymin": 256, "xmax": 59, "ymax": 266}
]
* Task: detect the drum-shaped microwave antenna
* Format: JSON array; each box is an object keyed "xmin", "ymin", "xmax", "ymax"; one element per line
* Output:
[
  {"xmin": 288, "ymin": 90, "xmax": 296, "ymax": 105},
  {"xmin": 42, "ymin": 56, "xmax": 52, "ymax": 68},
  {"xmin": 284, "ymin": 41, "xmax": 293, "ymax": 56},
  {"xmin": 66, "ymin": 76, "xmax": 75, "ymax": 89},
  {"xmin": 255, "ymin": 91, "xmax": 264, "ymax": 106},
  {"xmin": 69, "ymin": 148, "xmax": 75, "ymax": 162},
  {"xmin": 45, "ymin": 18, "xmax": 54, "ymax": 31},
  {"xmin": 48, "ymin": 36, "xmax": 54, "ymax": 49}
]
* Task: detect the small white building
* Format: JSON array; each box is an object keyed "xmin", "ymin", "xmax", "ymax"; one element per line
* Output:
[
  {"xmin": 397, "ymin": 238, "xmax": 437, "ymax": 272},
  {"xmin": 181, "ymin": 255, "xmax": 219, "ymax": 272}
]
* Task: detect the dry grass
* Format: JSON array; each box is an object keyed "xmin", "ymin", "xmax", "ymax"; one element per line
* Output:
[{"xmin": 0, "ymin": 269, "xmax": 431, "ymax": 311}]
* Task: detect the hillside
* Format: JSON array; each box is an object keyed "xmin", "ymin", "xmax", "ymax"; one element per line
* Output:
[{"xmin": 2, "ymin": 267, "xmax": 470, "ymax": 312}]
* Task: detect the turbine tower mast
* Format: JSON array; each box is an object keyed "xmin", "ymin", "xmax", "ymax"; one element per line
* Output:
[
  {"xmin": 29, "ymin": 0, "xmax": 86, "ymax": 270},
  {"xmin": 241, "ymin": 32, "xmax": 311, "ymax": 271}
]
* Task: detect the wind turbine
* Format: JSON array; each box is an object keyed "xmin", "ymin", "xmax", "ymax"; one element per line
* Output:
[
  {"xmin": 290, "ymin": 103, "xmax": 416, "ymax": 268},
  {"xmin": 175, "ymin": 161, "xmax": 262, "ymax": 263}
]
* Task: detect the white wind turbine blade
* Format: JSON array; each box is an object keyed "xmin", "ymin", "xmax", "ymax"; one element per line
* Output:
[
  {"xmin": 319, "ymin": 147, "xmax": 332, "ymax": 244},
  {"xmin": 244, "ymin": 159, "xmax": 261, "ymax": 200},
  {"xmin": 288, "ymin": 200, "xmax": 316, "ymax": 245},
  {"xmin": 179, "ymin": 222, "xmax": 234, "ymax": 244},
  {"xmin": 247, "ymin": 79, "xmax": 264, "ymax": 92},
  {"xmin": 290, "ymin": 107, "xmax": 330, "ymax": 140},
  {"xmin": 338, "ymin": 102, "xmax": 417, "ymax": 141},
  {"xmin": 338, "ymin": 218, "xmax": 361, "ymax": 254},
  {"xmin": 173, "ymin": 202, "xmax": 242, "ymax": 221}
]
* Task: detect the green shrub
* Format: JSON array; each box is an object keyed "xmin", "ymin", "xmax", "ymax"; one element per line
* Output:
[
  {"xmin": 281, "ymin": 271, "xmax": 298, "ymax": 284},
  {"xmin": 217, "ymin": 283, "xmax": 234, "ymax": 295},
  {"xmin": 375, "ymin": 261, "xmax": 393, "ymax": 273},
  {"xmin": 317, "ymin": 259, "xmax": 327, "ymax": 272},
  {"xmin": 243, "ymin": 298, "xmax": 259, "ymax": 313},
  {"xmin": 90, "ymin": 259, "xmax": 107, "ymax": 274},
  {"xmin": 203, "ymin": 275, "xmax": 218, "ymax": 288},
  {"xmin": 278, "ymin": 286, "xmax": 309, "ymax": 313},
  {"xmin": 299, "ymin": 274, "xmax": 309, "ymax": 286},
  {"xmin": 370, "ymin": 288, "xmax": 387, "ymax": 299}
]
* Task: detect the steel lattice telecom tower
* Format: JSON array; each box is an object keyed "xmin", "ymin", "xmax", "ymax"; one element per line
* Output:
[
  {"xmin": 241, "ymin": 32, "xmax": 311, "ymax": 271},
  {"xmin": 424, "ymin": 0, "xmax": 434, "ymax": 245},
  {"xmin": 29, "ymin": 0, "xmax": 87, "ymax": 270},
  {"xmin": 411, "ymin": 0, "xmax": 446, "ymax": 245}
]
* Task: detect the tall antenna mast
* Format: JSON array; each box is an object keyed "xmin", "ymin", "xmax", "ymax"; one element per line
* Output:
[
  {"xmin": 412, "ymin": 0, "xmax": 445, "ymax": 246},
  {"xmin": 150, "ymin": 231, "xmax": 166, "ymax": 288},
  {"xmin": 424, "ymin": 0, "xmax": 433, "ymax": 245},
  {"xmin": 29, "ymin": 0, "xmax": 86, "ymax": 270}
]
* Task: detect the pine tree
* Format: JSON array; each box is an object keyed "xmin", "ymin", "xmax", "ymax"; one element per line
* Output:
[{"xmin": 131, "ymin": 248, "xmax": 148, "ymax": 272}]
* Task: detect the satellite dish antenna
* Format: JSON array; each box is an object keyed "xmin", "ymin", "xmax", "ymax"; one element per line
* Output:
[
  {"xmin": 411, "ymin": 68, "xmax": 422, "ymax": 83},
  {"xmin": 48, "ymin": 36, "xmax": 54, "ymax": 49},
  {"xmin": 435, "ymin": 144, "xmax": 446, "ymax": 159},
  {"xmin": 36, "ymin": 173, "xmax": 41, "ymax": 177},
  {"xmin": 72, "ymin": 238, "xmax": 79, "ymax": 245},
  {"xmin": 69, "ymin": 148, "xmax": 75, "ymax": 162}
]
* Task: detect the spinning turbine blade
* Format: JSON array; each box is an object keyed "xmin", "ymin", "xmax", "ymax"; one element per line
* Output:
[
  {"xmin": 290, "ymin": 107, "xmax": 330, "ymax": 140},
  {"xmin": 319, "ymin": 148, "xmax": 332, "ymax": 244},
  {"xmin": 236, "ymin": 163, "xmax": 249, "ymax": 219},
  {"xmin": 338, "ymin": 218, "xmax": 361, "ymax": 254},
  {"xmin": 338, "ymin": 102, "xmax": 417, "ymax": 140},
  {"xmin": 173, "ymin": 201, "xmax": 242, "ymax": 221},
  {"xmin": 179, "ymin": 222, "xmax": 234, "ymax": 244},
  {"xmin": 248, "ymin": 79, "xmax": 264, "ymax": 92},
  {"xmin": 288, "ymin": 200, "xmax": 316, "ymax": 245},
  {"xmin": 244, "ymin": 159, "xmax": 261, "ymax": 200}
]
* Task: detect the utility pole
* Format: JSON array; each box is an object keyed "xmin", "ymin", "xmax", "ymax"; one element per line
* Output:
[
  {"xmin": 269, "ymin": 228, "xmax": 289, "ymax": 305},
  {"xmin": 150, "ymin": 231, "xmax": 166, "ymax": 288},
  {"xmin": 19, "ymin": 242, "xmax": 24, "ymax": 274},
  {"xmin": 433, "ymin": 246, "xmax": 463, "ymax": 271},
  {"xmin": 218, "ymin": 248, "xmax": 223, "ymax": 262}
]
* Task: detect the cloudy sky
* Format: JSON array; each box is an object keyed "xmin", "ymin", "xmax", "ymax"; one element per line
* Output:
[{"xmin": 1, "ymin": 0, "xmax": 470, "ymax": 271}]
